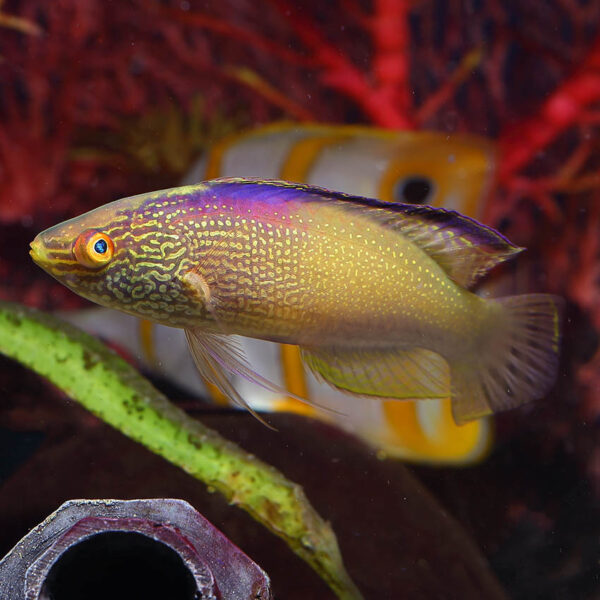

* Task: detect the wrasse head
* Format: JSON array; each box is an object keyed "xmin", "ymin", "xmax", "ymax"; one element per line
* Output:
[
  {"xmin": 30, "ymin": 186, "xmax": 210, "ymax": 323},
  {"xmin": 29, "ymin": 205, "xmax": 123, "ymax": 292}
]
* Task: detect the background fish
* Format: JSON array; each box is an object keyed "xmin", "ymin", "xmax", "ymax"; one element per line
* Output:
[
  {"xmin": 188, "ymin": 122, "xmax": 496, "ymax": 214},
  {"xmin": 31, "ymin": 178, "xmax": 562, "ymax": 437},
  {"xmin": 54, "ymin": 123, "xmax": 502, "ymax": 464}
]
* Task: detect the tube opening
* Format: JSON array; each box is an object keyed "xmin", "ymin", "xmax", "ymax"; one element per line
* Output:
[{"xmin": 39, "ymin": 531, "xmax": 199, "ymax": 600}]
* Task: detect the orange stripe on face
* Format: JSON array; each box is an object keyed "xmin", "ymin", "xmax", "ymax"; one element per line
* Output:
[{"xmin": 377, "ymin": 133, "xmax": 495, "ymax": 218}]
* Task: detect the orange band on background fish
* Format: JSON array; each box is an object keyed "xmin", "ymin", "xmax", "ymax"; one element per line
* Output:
[
  {"xmin": 204, "ymin": 381, "xmax": 231, "ymax": 407},
  {"xmin": 280, "ymin": 135, "xmax": 349, "ymax": 181},
  {"xmin": 204, "ymin": 136, "xmax": 235, "ymax": 179},
  {"xmin": 204, "ymin": 122, "xmax": 302, "ymax": 179},
  {"xmin": 382, "ymin": 399, "xmax": 491, "ymax": 463},
  {"xmin": 280, "ymin": 344, "xmax": 309, "ymax": 401},
  {"xmin": 139, "ymin": 319, "xmax": 158, "ymax": 367}
]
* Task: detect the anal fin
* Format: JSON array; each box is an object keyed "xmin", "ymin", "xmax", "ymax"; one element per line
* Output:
[
  {"xmin": 301, "ymin": 346, "xmax": 451, "ymax": 400},
  {"xmin": 449, "ymin": 368, "xmax": 493, "ymax": 425}
]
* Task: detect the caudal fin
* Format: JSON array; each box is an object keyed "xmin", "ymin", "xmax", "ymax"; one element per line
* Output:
[{"xmin": 451, "ymin": 294, "xmax": 563, "ymax": 425}]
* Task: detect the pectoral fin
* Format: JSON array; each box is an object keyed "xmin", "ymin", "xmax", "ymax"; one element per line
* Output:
[
  {"xmin": 185, "ymin": 328, "xmax": 275, "ymax": 428},
  {"xmin": 185, "ymin": 329, "xmax": 340, "ymax": 427},
  {"xmin": 301, "ymin": 346, "xmax": 451, "ymax": 400}
]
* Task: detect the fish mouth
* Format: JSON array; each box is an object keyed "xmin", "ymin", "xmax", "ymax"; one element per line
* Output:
[
  {"xmin": 29, "ymin": 237, "xmax": 46, "ymax": 265},
  {"xmin": 29, "ymin": 237, "xmax": 56, "ymax": 270}
]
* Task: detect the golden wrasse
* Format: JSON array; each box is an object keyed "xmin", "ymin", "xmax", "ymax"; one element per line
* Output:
[
  {"xmin": 51, "ymin": 123, "xmax": 500, "ymax": 464},
  {"xmin": 31, "ymin": 178, "xmax": 562, "ymax": 430}
]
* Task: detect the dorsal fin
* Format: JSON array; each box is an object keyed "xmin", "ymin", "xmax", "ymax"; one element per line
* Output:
[
  {"xmin": 207, "ymin": 178, "xmax": 523, "ymax": 288},
  {"xmin": 358, "ymin": 202, "xmax": 523, "ymax": 288}
]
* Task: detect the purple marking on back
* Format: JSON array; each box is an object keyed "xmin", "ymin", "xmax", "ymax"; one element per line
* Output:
[
  {"xmin": 211, "ymin": 180, "xmax": 302, "ymax": 207},
  {"xmin": 203, "ymin": 178, "xmax": 519, "ymax": 253}
]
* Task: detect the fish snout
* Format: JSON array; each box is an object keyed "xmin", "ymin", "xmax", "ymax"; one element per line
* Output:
[
  {"xmin": 29, "ymin": 235, "xmax": 64, "ymax": 271},
  {"xmin": 29, "ymin": 236, "xmax": 48, "ymax": 265}
]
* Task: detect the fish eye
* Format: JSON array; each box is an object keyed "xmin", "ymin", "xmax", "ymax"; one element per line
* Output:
[
  {"xmin": 94, "ymin": 238, "xmax": 108, "ymax": 254},
  {"xmin": 393, "ymin": 176, "xmax": 435, "ymax": 205},
  {"xmin": 74, "ymin": 230, "xmax": 115, "ymax": 268}
]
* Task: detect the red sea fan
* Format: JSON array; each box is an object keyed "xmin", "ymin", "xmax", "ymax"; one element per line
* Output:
[
  {"xmin": 0, "ymin": 0, "xmax": 308, "ymax": 227},
  {"xmin": 0, "ymin": 1, "xmax": 188, "ymax": 226}
]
